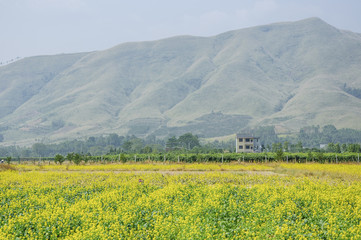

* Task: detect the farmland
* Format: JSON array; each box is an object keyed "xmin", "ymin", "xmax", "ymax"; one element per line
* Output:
[{"xmin": 1, "ymin": 163, "xmax": 361, "ymax": 239}]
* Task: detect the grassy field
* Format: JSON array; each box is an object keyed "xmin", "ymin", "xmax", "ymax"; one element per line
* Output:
[{"xmin": 1, "ymin": 163, "xmax": 361, "ymax": 239}]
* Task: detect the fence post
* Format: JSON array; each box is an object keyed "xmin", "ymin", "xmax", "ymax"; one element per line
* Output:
[
  {"xmin": 134, "ymin": 155, "xmax": 137, "ymax": 162},
  {"xmin": 336, "ymin": 154, "xmax": 338, "ymax": 164},
  {"xmin": 178, "ymin": 155, "xmax": 180, "ymax": 163},
  {"xmin": 243, "ymin": 155, "xmax": 245, "ymax": 163},
  {"xmin": 164, "ymin": 155, "xmax": 166, "ymax": 163}
]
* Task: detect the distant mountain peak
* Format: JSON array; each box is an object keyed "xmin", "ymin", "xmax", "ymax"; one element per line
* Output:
[{"xmin": 1, "ymin": 18, "xmax": 361, "ymax": 145}]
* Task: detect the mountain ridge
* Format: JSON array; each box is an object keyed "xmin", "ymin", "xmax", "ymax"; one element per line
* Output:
[{"xmin": 1, "ymin": 18, "xmax": 361, "ymax": 145}]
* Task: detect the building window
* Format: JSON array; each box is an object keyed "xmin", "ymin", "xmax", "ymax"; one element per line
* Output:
[
  {"xmin": 239, "ymin": 138, "xmax": 243, "ymax": 142},
  {"xmin": 239, "ymin": 146, "xmax": 243, "ymax": 149},
  {"xmin": 251, "ymin": 146, "xmax": 253, "ymax": 149},
  {"xmin": 246, "ymin": 138, "xmax": 250, "ymax": 142},
  {"xmin": 251, "ymin": 139, "xmax": 253, "ymax": 142},
  {"xmin": 246, "ymin": 145, "xmax": 250, "ymax": 149}
]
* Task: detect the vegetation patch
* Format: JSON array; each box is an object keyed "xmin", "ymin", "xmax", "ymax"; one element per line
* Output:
[
  {"xmin": 0, "ymin": 164, "xmax": 16, "ymax": 171},
  {"xmin": 1, "ymin": 165, "xmax": 361, "ymax": 239}
]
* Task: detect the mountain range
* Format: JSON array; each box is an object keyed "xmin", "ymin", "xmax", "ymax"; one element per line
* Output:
[{"xmin": 1, "ymin": 17, "xmax": 361, "ymax": 145}]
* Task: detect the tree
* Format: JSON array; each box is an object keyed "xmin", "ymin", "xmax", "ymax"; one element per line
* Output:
[
  {"xmin": 83, "ymin": 154, "xmax": 90, "ymax": 164},
  {"xmin": 72, "ymin": 153, "xmax": 82, "ymax": 165},
  {"xmin": 54, "ymin": 154, "xmax": 65, "ymax": 165},
  {"xmin": 142, "ymin": 145, "xmax": 153, "ymax": 154},
  {"xmin": 131, "ymin": 138, "xmax": 144, "ymax": 153},
  {"xmin": 119, "ymin": 153, "xmax": 127, "ymax": 163},
  {"xmin": 347, "ymin": 144, "xmax": 361, "ymax": 153},
  {"xmin": 87, "ymin": 137, "xmax": 96, "ymax": 147},
  {"xmin": 316, "ymin": 152, "xmax": 325, "ymax": 163},
  {"xmin": 145, "ymin": 134, "xmax": 156, "ymax": 145},
  {"xmin": 107, "ymin": 133, "xmax": 121, "ymax": 146},
  {"xmin": 283, "ymin": 141, "xmax": 289, "ymax": 152},
  {"xmin": 66, "ymin": 153, "xmax": 74, "ymax": 162},
  {"xmin": 178, "ymin": 133, "xmax": 200, "ymax": 150},
  {"xmin": 166, "ymin": 136, "xmax": 179, "ymax": 150},
  {"xmin": 307, "ymin": 151, "xmax": 313, "ymax": 162},
  {"xmin": 272, "ymin": 143, "xmax": 282, "ymax": 152},
  {"xmin": 341, "ymin": 143, "xmax": 347, "ymax": 153},
  {"xmin": 321, "ymin": 125, "xmax": 337, "ymax": 143},
  {"xmin": 295, "ymin": 141, "xmax": 303, "ymax": 152},
  {"xmin": 6, "ymin": 156, "xmax": 11, "ymax": 164},
  {"xmin": 122, "ymin": 141, "xmax": 133, "ymax": 153},
  {"xmin": 275, "ymin": 148, "xmax": 284, "ymax": 161},
  {"xmin": 327, "ymin": 143, "xmax": 335, "ymax": 152},
  {"xmin": 32, "ymin": 143, "xmax": 48, "ymax": 157},
  {"xmin": 252, "ymin": 126, "xmax": 279, "ymax": 146}
]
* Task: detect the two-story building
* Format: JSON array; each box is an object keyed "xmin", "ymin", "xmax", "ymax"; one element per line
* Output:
[{"xmin": 236, "ymin": 134, "xmax": 260, "ymax": 153}]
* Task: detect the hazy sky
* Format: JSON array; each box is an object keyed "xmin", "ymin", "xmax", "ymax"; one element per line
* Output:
[{"xmin": 1, "ymin": 0, "xmax": 360, "ymax": 62}]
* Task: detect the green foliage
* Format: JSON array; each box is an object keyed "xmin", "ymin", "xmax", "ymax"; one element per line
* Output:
[
  {"xmin": 72, "ymin": 153, "xmax": 82, "ymax": 165},
  {"xmin": 122, "ymin": 141, "xmax": 133, "ymax": 153},
  {"xmin": 275, "ymin": 149, "xmax": 284, "ymax": 161},
  {"xmin": 119, "ymin": 153, "xmax": 127, "ymax": 163},
  {"xmin": 347, "ymin": 144, "xmax": 361, "ymax": 153},
  {"xmin": 142, "ymin": 146, "xmax": 152, "ymax": 154},
  {"xmin": 307, "ymin": 151, "xmax": 313, "ymax": 162},
  {"xmin": 166, "ymin": 133, "xmax": 200, "ymax": 151},
  {"xmin": 272, "ymin": 143, "xmax": 283, "ymax": 153},
  {"xmin": 66, "ymin": 153, "xmax": 74, "ymax": 162},
  {"xmin": 32, "ymin": 143, "xmax": 48, "ymax": 157},
  {"xmin": 54, "ymin": 154, "xmax": 65, "ymax": 165},
  {"xmin": 1, "ymin": 124, "xmax": 361, "ymax": 158},
  {"xmin": 5, "ymin": 156, "xmax": 12, "ymax": 164},
  {"xmin": 297, "ymin": 125, "xmax": 361, "ymax": 148},
  {"xmin": 251, "ymin": 126, "xmax": 279, "ymax": 147},
  {"xmin": 283, "ymin": 141, "xmax": 289, "ymax": 152},
  {"xmin": 98, "ymin": 152, "xmax": 360, "ymax": 164},
  {"xmin": 315, "ymin": 152, "xmax": 325, "ymax": 163}
]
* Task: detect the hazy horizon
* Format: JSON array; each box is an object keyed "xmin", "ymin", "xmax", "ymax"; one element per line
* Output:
[{"xmin": 1, "ymin": 0, "xmax": 361, "ymax": 63}]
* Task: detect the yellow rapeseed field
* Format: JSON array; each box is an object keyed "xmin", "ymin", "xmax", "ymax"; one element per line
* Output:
[
  {"xmin": 13, "ymin": 162, "xmax": 273, "ymax": 172},
  {"xmin": 280, "ymin": 163, "xmax": 361, "ymax": 177},
  {"xmin": 1, "ymin": 163, "xmax": 361, "ymax": 239}
]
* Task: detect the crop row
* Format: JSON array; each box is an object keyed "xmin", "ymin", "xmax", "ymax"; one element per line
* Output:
[
  {"xmin": 94, "ymin": 152, "xmax": 361, "ymax": 164},
  {"xmin": 4, "ymin": 152, "xmax": 360, "ymax": 165}
]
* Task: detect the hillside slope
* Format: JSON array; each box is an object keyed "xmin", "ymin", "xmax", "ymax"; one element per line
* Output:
[{"xmin": 1, "ymin": 18, "xmax": 361, "ymax": 144}]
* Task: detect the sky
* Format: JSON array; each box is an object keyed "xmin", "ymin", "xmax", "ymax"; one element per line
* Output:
[{"xmin": 1, "ymin": 0, "xmax": 361, "ymax": 62}]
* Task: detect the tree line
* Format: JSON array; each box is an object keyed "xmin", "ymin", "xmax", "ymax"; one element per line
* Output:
[
  {"xmin": 1, "ymin": 124, "xmax": 361, "ymax": 159},
  {"xmin": 41, "ymin": 151, "xmax": 361, "ymax": 165}
]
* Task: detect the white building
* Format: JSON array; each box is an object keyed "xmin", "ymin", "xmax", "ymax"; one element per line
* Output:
[{"xmin": 236, "ymin": 134, "xmax": 261, "ymax": 153}]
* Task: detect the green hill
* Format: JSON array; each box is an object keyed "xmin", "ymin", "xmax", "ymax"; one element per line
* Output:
[{"xmin": 1, "ymin": 18, "xmax": 361, "ymax": 145}]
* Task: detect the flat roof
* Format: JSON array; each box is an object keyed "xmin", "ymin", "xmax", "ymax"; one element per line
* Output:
[{"xmin": 236, "ymin": 134, "xmax": 259, "ymax": 138}]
